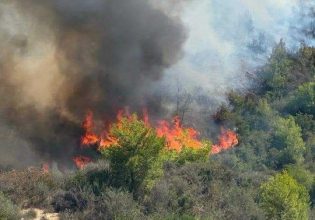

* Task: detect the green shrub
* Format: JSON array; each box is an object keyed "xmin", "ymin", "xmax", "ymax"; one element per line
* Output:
[
  {"xmin": 0, "ymin": 192, "xmax": 20, "ymax": 220},
  {"xmin": 271, "ymin": 116, "xmax": 306, "ymax": 167},
  {"xmin": 59, "ymin": 189, "xmax": 143, "ymax": 220},
  {"xmin": 99, "ymin": 114, "xmax": 210, "ymax": 193},
  {"xmin": 288, "ymin": 82, "xmax": 315, "ymax": 115},
  {"xmin": 259, "ymin": 171, "xmax": 310, "ymax": 220}
]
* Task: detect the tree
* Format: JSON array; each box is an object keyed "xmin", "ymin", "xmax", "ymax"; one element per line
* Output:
[
  {"xmin": 264, "ymin": 40, "xmax": 293, "ymax": 95},
  {"xmin": 285, "ymin": 165, "xmax": 314, "ymax": 192},
  {"xmin": 259, "ymin": 172, "xmax": 310, "ymax": 220},
  {"xmin": 271, "ymin": 116, "xmax": 306, "ymax": 167},
  {"xmin": 100, "ymin": 115, "xmax": 165, "ymax": 192},
  {"xmin": 289, "ymin": 82, "xmax": 315, "ymax": 115},
  {"xmin": 99, "ymin": 114, "xmax": 210, "ymax": 193}
]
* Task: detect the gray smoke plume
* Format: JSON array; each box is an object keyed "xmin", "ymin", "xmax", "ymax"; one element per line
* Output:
[
  {"xmin": 0, "ymin": 0, "xmax": 186, "ymax": 167},
  {"xmin": 160, "ymin": 0, "xmax": 315, "ymax": 95},
  {"xmin": 0, "ymin": 0, "xmax": 314, "ymax": 168}
]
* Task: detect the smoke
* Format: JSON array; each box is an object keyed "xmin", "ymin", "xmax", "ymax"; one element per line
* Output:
[
  {"xmin": 160, "ymin": 0, "xmax": 315, "ymax": 95},
  {"xmin": 0, "ymin": 0, "xmax": 186, "ymax": 167},
  {"xmin": 0, "ymin": 0, "xmax": 314, "ymax": 168}
]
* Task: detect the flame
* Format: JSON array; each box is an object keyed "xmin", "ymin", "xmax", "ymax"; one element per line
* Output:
[
  {"xmin": 211, "ymin": 128, "xmax": 238, "ymax": 154},
  {"xmin": 81, "ymin": 111, "xmax": 99, "ymax": 146},
  {"xmin": 156, "ymin": 116, "xmax": 202, "ymax": 151},
  {"xmin": 143, "ymin": 108, "xmax": 150, "ymax": 126},
  {"xmin": 78, "ymin": 110, "xmax": 238, "ymax": 167},
  {"xmin": 99, "ymin": 132, "xmax": 119, "ymax": 149},
  {"xmin": 80, "ymin": 111, "xmax": 203, "ymax": 153},
  {"xmin": 42, "ymin": 163, "xmax": 49, "ymax": 173},
  {"xmin": 73, "ymin": 156, "xmax": 92, "ymax": 169},
  {"xmin": 80, "ymin": 110, "xmax": 122, "ymax": 150}
]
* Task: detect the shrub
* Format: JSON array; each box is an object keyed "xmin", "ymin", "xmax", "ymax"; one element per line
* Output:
[
  {"xmin": 99, "ymin": 114, "xmax": 210, "ymax": 193},
  {"xmin": 0, "ymin": 192, "xmax": 20, "ymax": 220},
  {"xmin": 288, "ymin": 82, "xmax": 315, "ymax": 115},
  {"xmin": 59, "ymin": 189, "xmax": 143, "ymax": 220},
  {"xmin": 259, "ymin": 171, "xmax": 310, "ymax": 220},
  {"xmin": 0, "ymin": 168, "xmax": 57, "ymax": 208},
  {"xmin": 271, "ymin": 116, "xmax": 306, "ymax": 167},
  {"xmin": 99, "ymin": 115, "xmax": 165, "ymax": 192}
]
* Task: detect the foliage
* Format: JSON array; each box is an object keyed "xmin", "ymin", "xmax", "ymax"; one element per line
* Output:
[
  {"xmin": 0, "ymin": 42, "xmax": 315, "ymax": 220},
  {"xmin": 264, "ymin": 40, "xmax": 293, "ymax": 96},
  {"xmin": 259, "ymin": 172, "xmax": 310, "ymax": 220},
  {"xmin": 99, "ymin": 115, "xmax": 165, "ymax": 192},
  {"xmin": 59, "ymin": 189, "xmax": 143, "ymax": 220},
  {"xmin": 0, "ymin": 192, "xmax": 20, "ymax": 220},
  {"xmin": 99, "ymin": 114, "xmax": 210, "ymax": 193},
  {"xmin": 288, "ymin": 82, "xmax": 315, "ymax": 115},
  {"xmin": 271, "ymin": 116, "xmax": 306, "ymax": 167},
  {"xmin": 0, "ymin": 168, "xmax": 57, "ymax": 208},
  {"xmin": 285, "ymin": 165, "xmax": 314, "ymax": 192}
]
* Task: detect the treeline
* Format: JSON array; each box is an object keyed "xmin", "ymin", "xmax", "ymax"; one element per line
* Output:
[{"xmin": 0, "ymin": 42, "xmax": 315, "ymax": 220}]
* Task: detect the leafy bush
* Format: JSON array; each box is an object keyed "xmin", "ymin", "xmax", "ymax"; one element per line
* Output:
[
  {"xmin": 99, "ymin": 115, "xmax": 165, "ymax": 192},
  {"xmin": 259, "ymin": 171, "xmax": 310, "ymax": 220},
  {"xmin": 144, "ymin": 161, "xmax": 265, "ymax": 220},
  {"xmin": 60, "ymin": 189, "xmax": 143, "ymax": 220},
  {"xmin": 99, "ymin": 115, "xmax": 210, "ymax": 193},
  {"xmin": 271, "ymin": 116, "xmax": 306, "ymax": 167},
  {"xmin": 288, "ymin": 82, "xmax": 315, "ymax": 115},
  {"xmin": 0, "ymin": 192, "xmax": 20, "ymax": 220}
]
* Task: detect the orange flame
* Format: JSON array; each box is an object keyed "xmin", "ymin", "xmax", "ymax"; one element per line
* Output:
[
  {"xmin": 79, "ymin": 110, "xmax": 239, "ymax": 165},
  {"xmin": 156, "ymin": 116, "xmax": 202, "ymax": 151},
  {"xmin": 211, "ymin": 128, "xmax": 238, "ymax": 154},
  {"xmin": 143, "ymin": 108, "xmax": 150, "ymax": 126},
  {"xmin": 73, "ymin": 156, "xmax": 92, "ymax": 169},
  {"xmin": 42, "ymin": 163, "xmax": 50, "ymax": 173},
  {"xmin": 99, "ymin": 132, "xmax": 119, "ymax": 149},
  {"xmin": 81, "ymin": 111, "xmax": 99, "ymax": 146}
]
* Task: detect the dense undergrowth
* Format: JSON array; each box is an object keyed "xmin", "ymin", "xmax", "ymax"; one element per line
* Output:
[{"xmin": 0, "ymin": 42, "xmax": 315, "ymax": 219}]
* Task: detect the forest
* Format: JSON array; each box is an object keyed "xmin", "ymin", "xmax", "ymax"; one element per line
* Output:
[{"xmin": 0, "ymin": 41, "xmax": 314, "ymax": 220}]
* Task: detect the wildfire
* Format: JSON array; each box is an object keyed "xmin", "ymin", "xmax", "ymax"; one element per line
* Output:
[
  {"xmin": 42, "ymin": 163, "xmax": 50, "ymax": 173},
  {"xmin": 81, "ymin": 111, "xmax": 203, "ymax": 153},
  {"xmin": 211, "ymin": 128, "xmax": 238, "ymax": 154},
  {"xmin": 73, "ymin": 156, "xmax": 92, "ymax": 169},
  {"xmin": 81, "ymin": 111, "xmax": 99, "ymax": 146},
  {"xmin": 78, "ymin": 110, "xmax": 239, "ymax": 168},
  {"xmin": 156, "ymin": 116, "xmax": 203, "ymax": 151},
  {"xmin": 99, "ymin": 132, "xmax": 119, "ymax": 149}
]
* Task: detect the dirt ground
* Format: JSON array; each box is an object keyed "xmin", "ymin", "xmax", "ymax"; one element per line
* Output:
[{"xmin": 21, "ymin": 208, "xmax": 59, "ymax": 220}]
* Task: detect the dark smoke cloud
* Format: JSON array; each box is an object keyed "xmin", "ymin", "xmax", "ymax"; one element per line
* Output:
[{"xmin": 0, "ymin": 0, "xmax": 186, "ymax": 167}]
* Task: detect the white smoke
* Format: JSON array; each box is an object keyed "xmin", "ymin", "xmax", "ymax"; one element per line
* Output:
[{"xmin": 160, "ymin": 0, "xmax": 314, "ymax": 97}]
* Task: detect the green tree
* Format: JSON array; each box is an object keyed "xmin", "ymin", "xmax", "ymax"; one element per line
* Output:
[
  {"xmin": 100, "ymin": 115, "xmax": 165, "ymax": 192},
  {"xmin": 100, "ymin": 115, "xmax": 210, "ymax": 193},
  {"xmin": 264, "ymin": 40, "xmax": 293, "ymax": 96},
  {"xmin": 259, "ymin": 172, "xmax": 310, "ymax": 220},
  {"xmin": 271, "ymin": 116, "xmax": 306, "ymax": 167},
  {"xmin": 285, "ymin": 165, "xmax": 314, "ymax": 192},
  {"xmin": 289, "ymin": 82, "xmax": 315, "ymax": 115}
]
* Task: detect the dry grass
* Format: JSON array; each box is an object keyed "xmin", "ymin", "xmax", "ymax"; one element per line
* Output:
[{"xmin": 0, "ymin": 167, "xmax": 57, "ymax": 208}]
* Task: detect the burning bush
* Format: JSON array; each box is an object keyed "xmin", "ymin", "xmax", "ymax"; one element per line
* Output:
[{"xmin": 79, "ymin": 112, "xmax": 211, "ymax": 192}]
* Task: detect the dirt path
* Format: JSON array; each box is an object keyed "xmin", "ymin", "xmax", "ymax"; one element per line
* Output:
[{"xmin": 21, "ymin": 208, "xmax": 59, "ymax": 220}]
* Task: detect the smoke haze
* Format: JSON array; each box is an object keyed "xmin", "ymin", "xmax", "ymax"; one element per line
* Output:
[
  {"xmin": 0, "ymin": 0, "xmax": 314, "ymax": 167},
  {"xmin": 161, "ymin": 0, "xmax": 315, "ymax": 94},
  {"xmin": 0, "ymin": 0, "xmax": 186, "ymax": 167}
]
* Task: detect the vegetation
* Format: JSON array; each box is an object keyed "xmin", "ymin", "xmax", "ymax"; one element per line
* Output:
[
  {"xmin": 259, "ymin": 172, "xmax": 309, "ymax": 220},
  {"xmin": 1, "ymin": 42, "xmax": 315, "ymax": 219},
  {"xmin": 0, "ymin": 192, "xmax": 20, "ymax": 220}
]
